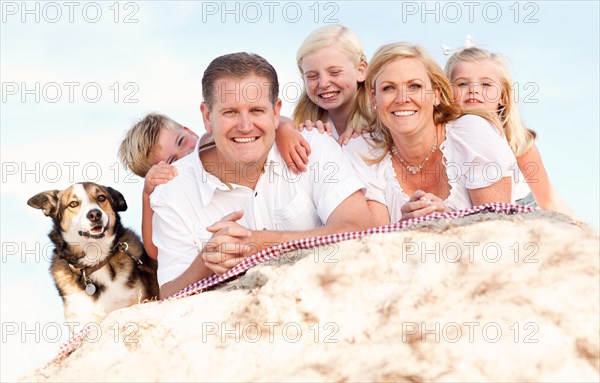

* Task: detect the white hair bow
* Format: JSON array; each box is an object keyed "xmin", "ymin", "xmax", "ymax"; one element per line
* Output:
[{"xmin": 442, "ymin": 34, "xmax": 476, "ymax": 56}]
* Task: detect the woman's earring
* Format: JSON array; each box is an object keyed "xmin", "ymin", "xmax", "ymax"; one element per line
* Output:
[
  {"xmin": 374, "ymin": 105, "xmax": 378, "ymax": 110},
  {"xmin": 434, "ymin": 99, "xmax": 440, "ymax": 106}
]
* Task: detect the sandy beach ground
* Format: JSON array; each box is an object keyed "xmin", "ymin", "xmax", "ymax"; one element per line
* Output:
[{"xmin": 21, "ymin": 211, "xmax": 600, "ymax": 382}]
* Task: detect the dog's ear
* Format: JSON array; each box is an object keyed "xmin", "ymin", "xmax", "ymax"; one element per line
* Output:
[
  {"xmin": 106, "ymin": 187, "xmax": 128, "ymax": 212},
  {"xmin": 27, "ymin": 190, "xmax": 61, "ymax": 218}
]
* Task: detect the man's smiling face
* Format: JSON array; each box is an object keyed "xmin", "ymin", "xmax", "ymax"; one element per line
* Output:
[{"xmin": 201, "ymin": 74, "xmax": 281, "ymax": 173}]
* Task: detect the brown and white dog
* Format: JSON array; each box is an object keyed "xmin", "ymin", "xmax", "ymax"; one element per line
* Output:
[{"xmin": 28, "ymin": 182, "xmax": 159, "ymax": 331}]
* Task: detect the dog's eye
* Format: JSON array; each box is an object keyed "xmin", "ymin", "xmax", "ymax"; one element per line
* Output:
[
  {"xmin": 97, "ymin": 195, "xmax": 106, "ymax": 202},
  {"xmin": 68, "ymin": 201, "xmax": 79, "ymax": 208}
]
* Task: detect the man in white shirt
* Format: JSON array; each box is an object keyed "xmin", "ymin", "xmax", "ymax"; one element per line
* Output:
[{"xmin": 151, "ymin": 52, "xmax": 372, "ymax": 298}]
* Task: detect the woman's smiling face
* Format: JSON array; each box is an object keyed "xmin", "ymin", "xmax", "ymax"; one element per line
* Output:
[{"xmin": 372, "ymin": 57, "xmax": 438, "ymax": 136}]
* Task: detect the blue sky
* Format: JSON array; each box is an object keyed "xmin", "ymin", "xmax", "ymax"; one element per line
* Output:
[{"xmin": 1, "ymin": 1, "xmax": 599, "ymax": 380}]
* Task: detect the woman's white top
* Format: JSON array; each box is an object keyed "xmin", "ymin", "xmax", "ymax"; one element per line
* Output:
[{"xmin": 343, "ymin": 115, "xmax": 520, "ymax": 223}]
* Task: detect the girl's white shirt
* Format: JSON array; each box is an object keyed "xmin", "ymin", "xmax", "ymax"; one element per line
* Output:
[{"xmin": 328, "ymin": 117, "xmax": 340, "ymax": 141}]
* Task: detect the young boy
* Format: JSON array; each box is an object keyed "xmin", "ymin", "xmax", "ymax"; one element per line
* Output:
[{"xmin": 118, "ymin": 113, "xmax": 313, "ymax": 259}]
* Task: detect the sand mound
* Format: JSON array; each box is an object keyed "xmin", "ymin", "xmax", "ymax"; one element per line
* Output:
[{"xmin": 21, "ymin": 211, "xmax": 600, "ymax": 382}]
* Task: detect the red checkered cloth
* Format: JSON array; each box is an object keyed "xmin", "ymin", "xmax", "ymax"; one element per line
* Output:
[{"xmin": 56, "ymin": 202, "xmax": 534, "ymax": 359}]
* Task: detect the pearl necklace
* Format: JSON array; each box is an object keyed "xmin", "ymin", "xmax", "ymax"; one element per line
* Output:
[{"xmin": 391, "ymin": 135, "xmax": 438, "ymax": 175}]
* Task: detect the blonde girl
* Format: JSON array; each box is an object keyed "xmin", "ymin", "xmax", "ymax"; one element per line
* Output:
[
  {"xmin": 445, "ymin": 46, "xmax": 573, "ymax": 216},
  {"xmin": 293, "ymin": 24, "xmax": 370, "ymax": 144}
]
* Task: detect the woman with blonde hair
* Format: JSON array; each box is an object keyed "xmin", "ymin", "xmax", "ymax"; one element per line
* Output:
[
  {"xmin": 293, "ymin": 24, "xmax": 370, "ymax": 144},
  {"xmin": 344, "ymin": 42, "xmax": 519, "ymax": 225},
  {"xmin": 445, "ymin": 44, "xmax": 573, "ymax": 216}
]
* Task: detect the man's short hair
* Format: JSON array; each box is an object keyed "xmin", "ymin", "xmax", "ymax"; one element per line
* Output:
[
  {"xmin": 118, "ymin": 113, "xmax": 183, "ymax": 177},
  {"xmin": 202, "ymin": 52, "xmax": 279, "ymax": 110}
]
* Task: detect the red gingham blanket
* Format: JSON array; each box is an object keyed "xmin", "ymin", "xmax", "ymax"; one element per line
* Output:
[{"xmin": 56, "ymin": 202, "xmax": 534, "ymax": 359}]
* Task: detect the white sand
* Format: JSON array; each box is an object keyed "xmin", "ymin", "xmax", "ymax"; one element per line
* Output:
[{"xmin": 21, "ymin": 211, "xmax": 600, "ymax": 382}]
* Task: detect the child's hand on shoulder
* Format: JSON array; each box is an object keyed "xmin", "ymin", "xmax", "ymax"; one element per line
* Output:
[
  {"xmin": 338, "ymin": 125, "xmax": 367, "ymax": 146},
  {"xmin": 298, "ymin": 120, "xmax": 333, "ymax": 136},
  {"xmin": 276, "ymin": 119, "xmax": 312, "ymax": 174},
  {"xmin": 277, "ymin": 128, "xmax": 310, "ymax": 174},
  {"xmin": 144, "ymin": 161, "xmax": 178, "ymax": 195}
]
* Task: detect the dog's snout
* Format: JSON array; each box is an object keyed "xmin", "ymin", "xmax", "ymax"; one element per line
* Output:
[{"xmin": 86, "ymin": 209, "xmax": 103, "ymax": 223}]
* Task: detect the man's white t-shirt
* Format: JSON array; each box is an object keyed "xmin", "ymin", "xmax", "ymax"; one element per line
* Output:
[{"xmin": 151, "ymin": 130, "xmax": 364, "ymax": 287}]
